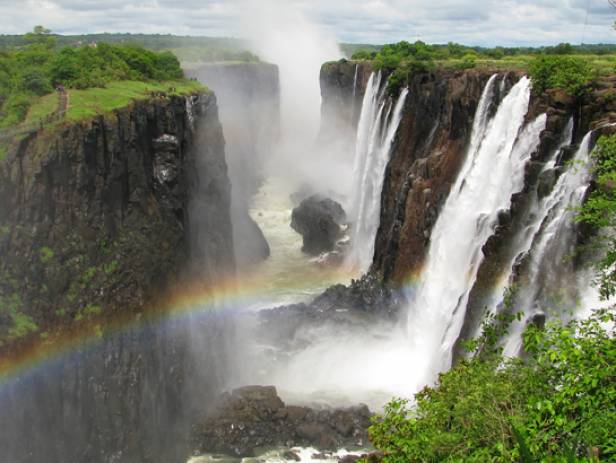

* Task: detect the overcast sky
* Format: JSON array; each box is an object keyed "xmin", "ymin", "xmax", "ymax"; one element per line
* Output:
[{"xmin": 0, "ymin": 0, "xmax": 615, "ymax": 47}]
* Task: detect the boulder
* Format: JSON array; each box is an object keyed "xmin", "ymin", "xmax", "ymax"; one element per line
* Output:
[
  {"xmin": 190, "ymin": 386, "xmax": 371, "ymax": 457},
  {"xmin": 291, "ymin": 195, "xmax": 347, "ymax": 255}
]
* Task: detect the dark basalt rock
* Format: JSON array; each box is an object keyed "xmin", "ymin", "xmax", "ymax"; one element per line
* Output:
[
  {"xmin": 256, "ymin": 274, "xmax": 403, "ymax": 352},
  {"xmin": 233, "ymin": 208, "xmax": 270, "ymax": 266},
  {"xmin": 291, "ymin": 195, "xmax": 347, "ymax": 255},
  {"xmin": 0, "ymin": 93, "xmax": 235, "ymax": 463},
  {"xmin": 190, "ymin": 385, "xmax": 371, "ymax": 458}
]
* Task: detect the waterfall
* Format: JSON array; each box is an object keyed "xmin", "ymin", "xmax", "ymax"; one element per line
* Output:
[
  {"xmin": 405, "ymin": 76, "xmax": 546, "ymax": 383},
  {"xmin": 502, "ymin": 131, "xmax": 594, "ymax": 356},
  {"xmin": 473, "ymin": 118, "xmax": 574, "ymax": 336},
  {"xmin": 347, "ymin": 72, "xmax": 408, "ymax": 273},
  {"xmin": 352, "ymin": 64, "xmax": 359, "ymax": 98}
]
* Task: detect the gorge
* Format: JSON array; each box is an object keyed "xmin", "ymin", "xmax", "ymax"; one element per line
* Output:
[{"xmin": 1, "ymin": 42, "xmax": 615, "ymax": 463}]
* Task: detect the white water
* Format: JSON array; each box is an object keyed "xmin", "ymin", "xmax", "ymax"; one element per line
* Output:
[
  {"xmin": 475, "ymin": 118, "xmax": 574, "ymax": 335},
  {"xmin": 189, "ymin": 447, "xmax": 366, "ymax": 463},
  {"xmin": 346, "ymin": 72, "xmax": 409, "ymax": 273},
  {"xmin": 502, "ymin": 131, "xmax": 594, "ymax": 356},
  {"xmin": 405, "ymin": 76, "xmax": 546, "ymax": 384}
]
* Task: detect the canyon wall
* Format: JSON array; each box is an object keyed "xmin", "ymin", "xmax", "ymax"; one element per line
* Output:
[
  {"xmin": 320, "ymin": 62, "xmax": 616, "ymax": 351},
  {"xmin": 186, "ymin": 62, "xmax": 279, "ymax": 266},
  {"xmin": 0, "ymin": 92, "xmax": 235, "ymax": 462}
]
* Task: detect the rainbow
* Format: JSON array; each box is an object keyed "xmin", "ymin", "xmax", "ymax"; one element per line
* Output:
[
  {"xmin": 0, "ymin": 259, "xmax": 507, "ymax": 390},
  {"xmin": 0, "ymin": 265, "xmax": 354, "ymax": 388}
]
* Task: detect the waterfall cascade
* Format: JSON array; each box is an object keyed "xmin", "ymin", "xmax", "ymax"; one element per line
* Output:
[
  {"xmin": 347, "ymin": 72, "xmax": 408, "ymax": 273},
  {"xmin": 476, "ymin": 118, "xmax": 575, "ymax": 333},
  {"xmin": 404, "ymin": 75, "xmax": 547, "ymax": 384},
  {"xmin": 501, "ymin": 131, "xmax": 594, "ymax": 356}
]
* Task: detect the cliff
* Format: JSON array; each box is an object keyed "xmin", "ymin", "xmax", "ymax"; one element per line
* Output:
[
  {"xmin": 320, "ymin": 62, "xmax": 616, "ymax": 360},
  {"xmin": 320, "ymin": 62, "xmax": 616, "ymax": 282},
  {"xmin": 319, "ymin": 60, "xmax": 372, "ymax": 144},
  {"xmin": 0, "ymin": 92, "xmax": 236, "ymax": 462},
  {"xmin": 186, "ymin": 62, "xmax": 280, "ymax": 266},
  {"xmin": 0, "ymin": 92, "xmax": 234, "ymax": 346}
]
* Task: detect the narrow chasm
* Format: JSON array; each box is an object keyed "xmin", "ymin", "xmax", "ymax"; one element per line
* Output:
[{"xmin": 1, "ymin": 35, "xmax": 616, "ymax": 463}]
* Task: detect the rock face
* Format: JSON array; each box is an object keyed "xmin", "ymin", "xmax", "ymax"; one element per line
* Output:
[
  {"xmin": 0, "ymin": 93, "xmax": 235, "ymax": 462},
  {"xmin": 319, "ymin": 60, "xmax": 372, "ymax": 145},
  {"xmin": 291, "ymin": 195, "xmax": 347, "ymax": 255},
  {"xmin": 233, "ymin": 209, "xmax": 271, "ymax": 265},
  {"xmin": 191, "ymin": 386, "xmax": 371, "ymax": 457},
  {"xmin": 320, "ymin": 62, "xmax": 616, "ymax": 359},
  {"xmin": 0, "ymin": 93, "xmax": 234, "ymax": 343},
  {"xmin": 187, "ymin": 63, "xmax": 279, "ymax": 267},
  {"xmin": 258, "ymin": 274, "xmax": 403, "ymax": 352}
]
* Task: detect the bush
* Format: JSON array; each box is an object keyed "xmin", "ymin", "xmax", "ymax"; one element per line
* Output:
[
  {"xmin": 529, "ymin": 55, "xmax": 593, "ymax": 96},
  {"xmin": 457, "ymin": 53, "xmax": 477, "ymax": 70},
  {"xmin": 373, "ymin": 40, "xmax": 435, "ymax": 74},
  {"xmin": 368, "ymin": 310, "xmax": 616, "ymax": 461},
  {"xmin": 1, "ymin": 27, "xmax": 186, "ymax": 127}
]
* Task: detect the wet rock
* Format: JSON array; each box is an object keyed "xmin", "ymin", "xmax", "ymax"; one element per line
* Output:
[
  {"xmin": 190, "ymin": 386, "xmax": 371, "ymax": 458},
  {"xmin": 282, "ymin": 450, "xmax": 301, "ymax": 461},
  {"xmin": 233, "ymin": 208, "xmax": 270, "ymax": 266},
  {"xmin": 338, "ymin": 455, "xmax": 361, "ymax": 463},
  {"xmin": 537, "ymin": 168, "xmax": 557, "ymax": 199},
  {"xmin": 256, "ymin": 274, "xmax": 404, "ymax": 351},
  {"xmin": 291, "ymin": 195, "xmax": 347, "ymax": 255}
]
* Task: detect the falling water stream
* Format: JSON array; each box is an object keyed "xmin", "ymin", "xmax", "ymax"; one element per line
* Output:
[
  {"xmin": 502, "ymin": 132, "xmax": 595, "ymax": 356},
  {"xmin": 405, "ymin": 76, "xmax": 547, "ymax": 384},
  {"xmin": 346, "ymin": 72, "xmax": 409, "ymax": 272}
]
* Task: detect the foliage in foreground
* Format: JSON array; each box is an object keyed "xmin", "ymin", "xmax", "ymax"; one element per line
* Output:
[{"xmin": 368, "ymin": 310, "xmax": 615, "ymax": 462}]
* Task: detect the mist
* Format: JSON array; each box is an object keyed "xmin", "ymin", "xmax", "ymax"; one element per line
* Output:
[{"xmin": 238, "ymin": 0, "xmax": 353, "ymax": 198}]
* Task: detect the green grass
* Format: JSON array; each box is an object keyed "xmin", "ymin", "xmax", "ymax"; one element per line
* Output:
[
  {"xmin": 23, "ymin": 93, "xmax": 58, "ymax": 125},
  {"xmin": 434, "ymin": 54, "xmax": 616, "ymax": 74},
  {"xmin": 65, "ymin": 79, "xmax": 206, "ymax": 121},
  {"xmin": 22, "ymin": 79, "xmax": 206, "ymax": 125}
]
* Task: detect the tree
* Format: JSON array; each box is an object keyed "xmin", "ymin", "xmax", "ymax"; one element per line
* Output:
[{"xmin": 24, "ymin": 25, "xmax": 56, "ymax": 48}]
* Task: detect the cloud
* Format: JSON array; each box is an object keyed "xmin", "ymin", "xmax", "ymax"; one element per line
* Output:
[{"xmin": 0, "ymin": 0, "xmax": 615, "ymax": 47}]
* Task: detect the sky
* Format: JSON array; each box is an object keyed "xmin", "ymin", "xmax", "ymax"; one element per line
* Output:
[{"xmin": 0, "ymin": 0, "xmax": 615, "ymax": 47}]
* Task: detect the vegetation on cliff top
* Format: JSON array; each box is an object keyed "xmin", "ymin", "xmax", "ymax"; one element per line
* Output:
[
  {"xmin": 0, "ymin": 27, "xmax": 203, "ymax": 130},
  {"xmin": 0, "ymin": 32, "xmax": 260, "ymax": 64},
  {"xmin": 349, "ymin": 40, "xmax": 610, "ymax": 96}
]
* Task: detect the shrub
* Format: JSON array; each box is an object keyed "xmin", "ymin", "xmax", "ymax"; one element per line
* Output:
[
  {"xmin": 529, "ymin": 55, "xmax": 593, "ymax": 96},
  {"xmin": 368, "ymin": 310, "xmax": 616, "ymax": 461},
  {"xmin": 457, "ymin": 53, "xmax": 477, "ymax": 70}
]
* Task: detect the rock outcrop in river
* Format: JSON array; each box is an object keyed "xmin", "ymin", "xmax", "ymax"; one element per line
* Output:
[
  {"xmin": 191, "ymin": 385, "xmax": 371, "ymax": 457},
  {"xmin": 291, "ymin": 195, "xmax": 347, "ymax": 255}
]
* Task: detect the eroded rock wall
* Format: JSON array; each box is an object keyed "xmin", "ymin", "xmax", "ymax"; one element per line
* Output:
[
  {"xmin": 0, "ymin": 93, "xmax": 235, "ymax": 462},
  {"xmin": 186, "ymin": 62, "xmax": 279, "ymax": 266}
]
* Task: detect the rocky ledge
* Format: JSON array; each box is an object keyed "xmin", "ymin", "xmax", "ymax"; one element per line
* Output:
[
  {"xmin": 190, "ymin": 386, "xmax": 371, "ymax": 458},
  {"xmin": 257, "ymin": 274, "xmax": 404, "ymax": 350}
]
